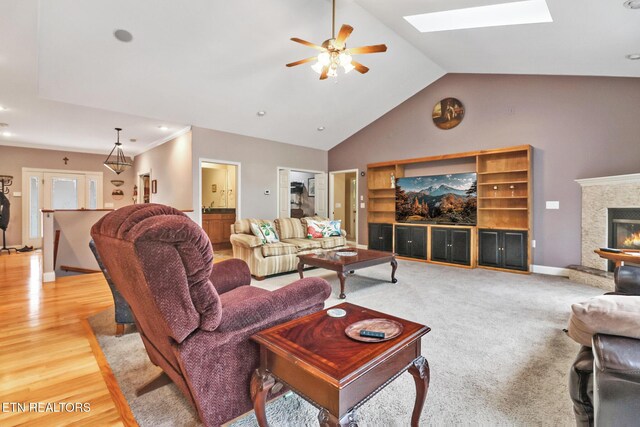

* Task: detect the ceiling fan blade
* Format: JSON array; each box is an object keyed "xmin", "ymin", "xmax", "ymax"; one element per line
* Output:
[
  {"xmin": 351, "ymin": 60, "xmax": 369, "ymax": 74},
  {"xmin": 335, "ymin": 24, "xmax": 354, "ymax": 47},
  {"xmin": 320, "ymin": 65, "xmax": 329, "ymax": 80},
  {"xmin": 290, "ymin": 37, "xmax": 325, "ymax": 51},
  {"xmin": 348, "ymin": 44, "xmax": 388, "ymax": 55},
  {"xmin": 286, "ymin": 57, "xmax": 317, "ymax": 67}
]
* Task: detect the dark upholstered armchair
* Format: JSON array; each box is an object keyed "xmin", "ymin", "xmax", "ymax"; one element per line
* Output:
[
  {"xmin": 91, "ymin": 204, "xmax": 332, "ymax": 426},
  {"xmin": 569, "ymin": 265, "xmax": 640, "ymax": 426},
  {"xmin": 89, "ymin": 239, "xmax": 134, "ymax": 336}
]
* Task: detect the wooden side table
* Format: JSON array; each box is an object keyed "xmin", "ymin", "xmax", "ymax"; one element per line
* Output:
[
  {"xmin": 250, "ymin": 303, "xmax": 430, "ymax": 426},
  {"xmin": 594, "ymin": 249, "xmax": 640, "ymax": 268}
]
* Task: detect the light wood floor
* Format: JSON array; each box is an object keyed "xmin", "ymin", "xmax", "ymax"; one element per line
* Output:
[{"xmin": 0, "ymin": 251, "xmax": 135, "ymax": 426}]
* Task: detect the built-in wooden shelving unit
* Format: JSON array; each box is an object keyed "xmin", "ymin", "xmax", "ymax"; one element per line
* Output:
[{"xmin": 367, "ymin": 145, "xmax": 532, "ymax": 273}]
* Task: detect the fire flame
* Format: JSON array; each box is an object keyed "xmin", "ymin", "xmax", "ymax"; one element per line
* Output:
[{"xmin": 623, "ymin": 231, "xmax": 640, "ymax": 248}]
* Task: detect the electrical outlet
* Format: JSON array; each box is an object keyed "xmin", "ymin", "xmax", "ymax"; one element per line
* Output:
[
  {"xmin": 335, "ymin": 202, "xmax": 342, "ymax": 208},
  {"xmin": 13, "ymin": 192, "xmax": 21, "ymax": 197},
  {"xmin": 104, "ymin": 202, "xmax": 114, "ymax": 208},
  {"xmin": 546, "ymin": 201, "xmax": 559, "ymax": 210},
  {"xmin": 360, "ymin": 195, "xmax": 364, "ymax": 201}
]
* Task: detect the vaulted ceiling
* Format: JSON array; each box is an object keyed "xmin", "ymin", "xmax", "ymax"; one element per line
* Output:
[{"xmin": 0, "ymin": 0, "xmax": 638, "ymax": 155}]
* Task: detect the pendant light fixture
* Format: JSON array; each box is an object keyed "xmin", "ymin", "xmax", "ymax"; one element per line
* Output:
[{"xmin": 103, "ymin": 128, "xmax": 132, "ymax": 175}]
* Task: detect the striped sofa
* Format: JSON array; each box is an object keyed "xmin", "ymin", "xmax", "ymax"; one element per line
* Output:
[{"xmin": 230, "ymin": 217, "xmax": 348, "ymax": 279}]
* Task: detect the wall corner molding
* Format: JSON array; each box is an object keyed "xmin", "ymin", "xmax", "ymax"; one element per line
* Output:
[{"xmin": 136, "ymin": 126, "xmax": 192, "ymax": 157}]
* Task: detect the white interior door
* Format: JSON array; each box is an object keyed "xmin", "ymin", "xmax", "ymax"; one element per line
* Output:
[
  {"xmin": 278, "ymin": 169, "xmax": 290, "ymax": 218},
  {"xmin": 22, "ymin": 171, "xmax": 44, "ymax": 248},
  {"xmin": 314, "ymin": 173, "xmax": 328, "ymax": 217}
]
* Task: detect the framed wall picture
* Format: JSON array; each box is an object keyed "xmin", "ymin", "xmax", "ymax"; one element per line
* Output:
[
  {"xmin": 151, "ymin": 179, "xmax": 158, "ymax": 194},
  {"xmin": 308, "ymin": 178, "xmax": 316, "ymax": 196},
  {"xmin": 432, "ymin": 97, "xmax": 465, "ymax": 130}
]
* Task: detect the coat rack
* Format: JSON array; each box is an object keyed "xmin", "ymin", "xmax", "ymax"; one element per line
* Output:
[{"xmin": 0, "ymin": 175, "xmax": 16, "ymax": 254}]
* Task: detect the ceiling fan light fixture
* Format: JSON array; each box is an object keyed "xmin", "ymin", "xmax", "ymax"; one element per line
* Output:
[
  {"xmin": 339, "ymin": 52, "xmax": 352, "ymax": 66},
  {"xmin": 311, "ymin": 62, "xmax": 324, "ymax": 74},
  {"xmin": 317, "ymin": 52, "xmax": 331, "ymax": 66},
  {"xmin": 286, "ymin": 0, "xmax": 386, "ymax": 80}
]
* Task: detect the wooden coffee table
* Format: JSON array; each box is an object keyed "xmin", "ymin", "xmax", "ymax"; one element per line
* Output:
[
  {"xmin": 250, "ymin": 303, "xmax": 430, "ymax": 427},
  {"xmin": 297, "ymin": 248, "xmax": 398, "ymax": 299}
]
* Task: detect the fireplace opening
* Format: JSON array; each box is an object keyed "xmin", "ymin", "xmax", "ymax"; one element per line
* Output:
[{"xmin": 608, "ymin": 208, "xmax": 640, "ymax": 271}]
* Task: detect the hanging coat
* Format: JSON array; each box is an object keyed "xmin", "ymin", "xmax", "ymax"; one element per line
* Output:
[{"xmin": 0, "ymin": 192, "xmax": 10, "ymax": 230}]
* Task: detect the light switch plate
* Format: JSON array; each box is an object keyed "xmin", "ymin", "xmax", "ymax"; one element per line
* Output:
[
  {"xmin": 360, "ymin": 202, "xmax": 365, "ymax": 209},
  {"xmin": 546, "ymin": 201, "xmax": 559, "ymax": 209},
  {"xmin": 13, "ymin": 191, "xmax": 21, "ymax": 197},
  {"xmin": 104, "ymin": 202, "xmax": 114, "ymax": 208},
  {"xmin": 335, "ymin": 202, "xmax": 342, "ymax": 208}
]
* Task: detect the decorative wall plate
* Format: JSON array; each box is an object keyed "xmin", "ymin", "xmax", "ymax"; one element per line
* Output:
[{"xmin": 432, "ymin": 97, "xmax": 465, "ymax": 130}]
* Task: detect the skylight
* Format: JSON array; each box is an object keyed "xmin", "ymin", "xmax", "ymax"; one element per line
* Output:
[{"xmin": 404, "ymin": 0, "xmax": 553, "ymax": 33}]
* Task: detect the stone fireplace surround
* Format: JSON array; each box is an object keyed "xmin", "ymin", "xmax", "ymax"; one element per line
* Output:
[{"xmin": 576, "ymin": 173, "xmax": 640, "ymax": 272}]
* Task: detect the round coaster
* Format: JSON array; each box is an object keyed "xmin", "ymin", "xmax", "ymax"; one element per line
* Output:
[{"xmin": 327, "ymin": 308, "xmax": 347, "ymax": 318}]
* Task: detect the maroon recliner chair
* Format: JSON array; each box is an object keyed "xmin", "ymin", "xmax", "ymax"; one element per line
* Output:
[{"xmin": 91, "ymin": 204, "xmax": 331, "ymax": 426}]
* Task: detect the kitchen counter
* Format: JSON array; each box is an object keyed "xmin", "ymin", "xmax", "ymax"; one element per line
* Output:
[{"xmin": 202, "ymin": 208, "xmax": 236, "ymax": 215}]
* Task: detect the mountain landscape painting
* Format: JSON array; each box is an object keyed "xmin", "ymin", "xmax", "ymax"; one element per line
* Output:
[{"xmin": 396, "ymin": 173, "xmax": 477, "ymax": 224}]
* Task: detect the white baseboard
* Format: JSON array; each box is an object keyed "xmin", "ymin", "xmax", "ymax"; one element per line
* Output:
[
  {"xmin": 43, "ymin": 271, "xmax": 56, "ymax": 283},
  {"xmin": 531, "ymin": 264, "xmax": 570, "ymax": 277}
]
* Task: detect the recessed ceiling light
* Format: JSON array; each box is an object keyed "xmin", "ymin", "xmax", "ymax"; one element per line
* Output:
[
  {"xmin": 404, "ymin": 0, "xmax": 553, "ymax": 33},
  {"xmin": 626, "ymin": 53, "xmax": 640, "ymax": 60},
  {"xmin": 0, "ymin": 106, "xmax": 6, "ymax": 111},
  {"xmin": 317, "ymin": 126, "xmax": 325, "ymax": 131},
  {"xmin": 256, "ymin": 111, "xmax": 266, "ymax": 117},
  {"xmin": 624, "ymin": 0, "xmax": 640, "ymax": 9},
  {"xmin": 2, "ymin": 131, "xmax": 12, "ymax": 137},
  {"xmin": 114, "ymin": 29, "xmax": 133, "ymax": 43},
  {"xmin": 158, "ymin": 125, "xmax": 169, "ymax": 131}
]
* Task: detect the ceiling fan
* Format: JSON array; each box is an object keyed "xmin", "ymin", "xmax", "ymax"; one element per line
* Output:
[{"xmin": 286, "ymin": 0, "xmax": 388, "ymax": 80}]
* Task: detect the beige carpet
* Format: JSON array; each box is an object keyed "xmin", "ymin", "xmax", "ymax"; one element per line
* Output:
[{"xmin": 89, "ymin": 261, "xmax": 602, "ymax": 426}]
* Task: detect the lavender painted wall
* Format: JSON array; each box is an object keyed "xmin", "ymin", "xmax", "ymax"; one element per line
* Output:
[{"xmin": 329, "ymin": 74, "xmax": 640, "ymax": 268}]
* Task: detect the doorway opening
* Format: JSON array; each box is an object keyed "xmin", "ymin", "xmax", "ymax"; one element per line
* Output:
[
  {"xmin": 200, "ymin": 161, "xmax": 239, "ymax": 256},
  {"xmin": 139, "ymin": 173, "xmax": 150, "ymax": 204},
  {"xmin": 330, "ymin": 170, "xmax": 358, "ymax": 244},
  {"xmin": 277, "ymin": 168, "xmax": 327, "ymax": 219}
]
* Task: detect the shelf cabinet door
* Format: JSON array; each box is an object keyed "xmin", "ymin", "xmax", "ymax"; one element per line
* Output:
[
  {"xmin": 381, "ymin": 224, "xmax": 393, "ymax": 252},
  {"xmin": 368, "ymin": 223, "xmax": 382, "ymax": 251},
  {"xmin": 478, "ymin": 229, "xmax": 528, "ymax": 271},
  {"xmin": 410, "ymin": 227, "xmax": 427, "ymax": 260},
  {"xmin": 395, "ymin": 226, "xmax": 411, "ymax": 257},
  {"xmin": 430, "ymin": 228, "xmax": 449, "ymax": 263},
  {"xmin": 368, "ymin": 223, "xmax": 393, "ymax": 252},
  {"xmin": 478, "ymin": 230, "xmax": 501, "ymax": 268},
  {"xmin": 503, "ymin": 231, "xmax": 528, "ymax": 271},
  {"xmin": 450, "ymin": 229, "xmax": 470, "ymax": 265}
]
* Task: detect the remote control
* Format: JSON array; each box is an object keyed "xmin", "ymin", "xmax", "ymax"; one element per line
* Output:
[{"xmin": 360, "ymin": 330, "xmax": 385, "ymax": 339}]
